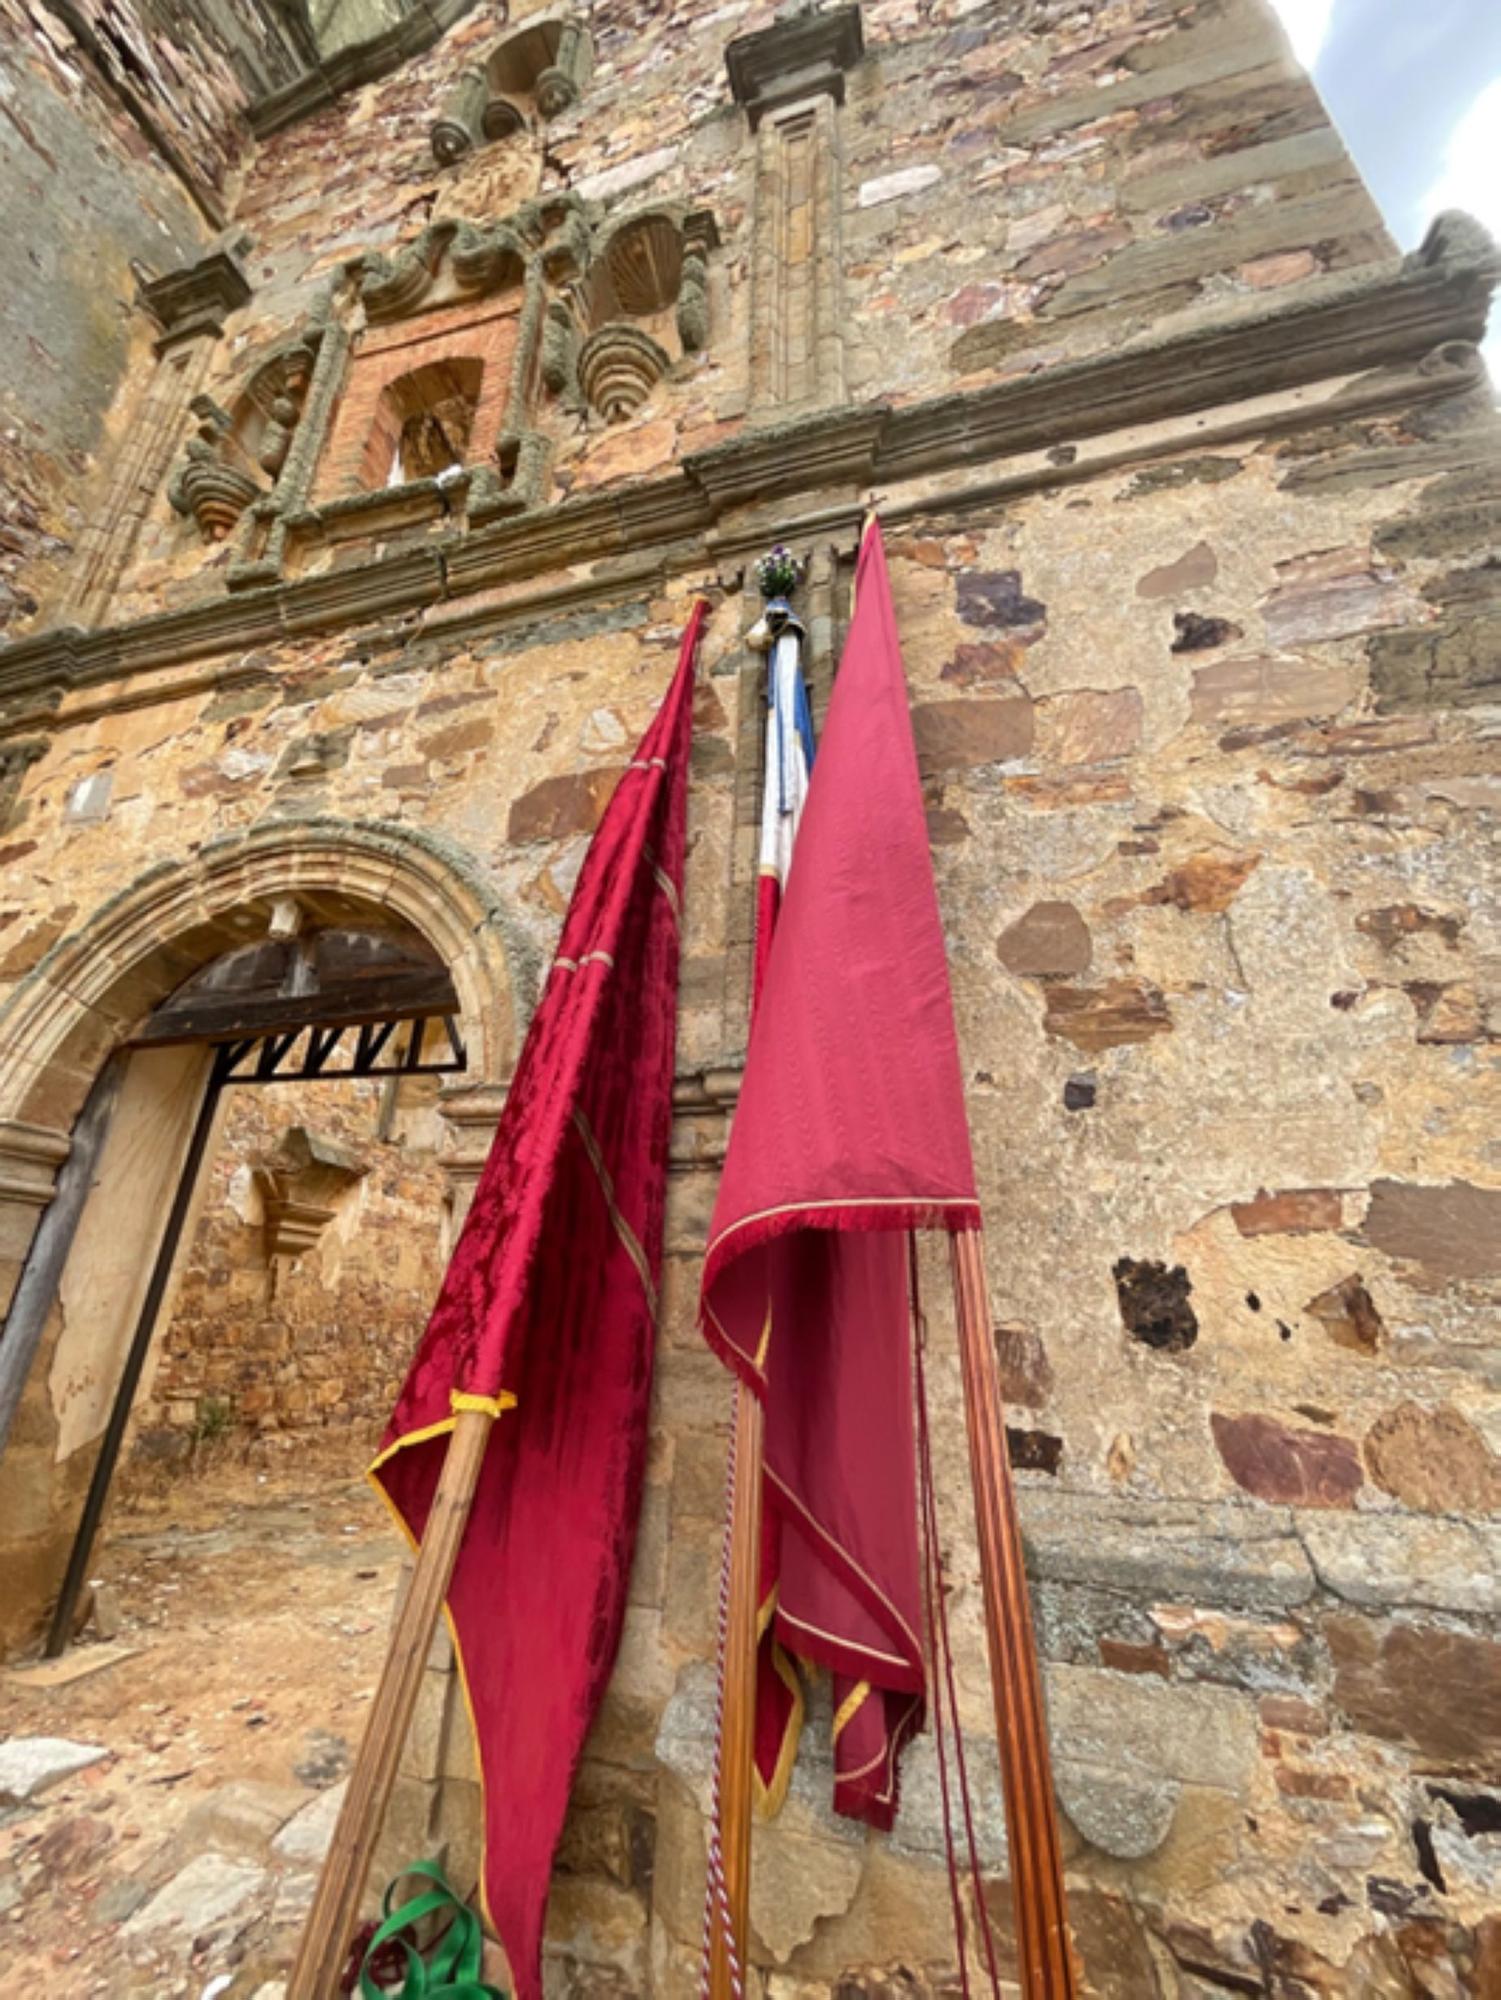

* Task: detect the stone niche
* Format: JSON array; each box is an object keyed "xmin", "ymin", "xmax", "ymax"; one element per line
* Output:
[
  {"xmin": 167, "ymin": 333, "xmax": 320, "ymax": 543},
  {"xmin": 430, "ymin": 14, "xmax": 594, "ymax": 165},
  {"xmin": 192, "ymin": 192, "xmax": 718, "ymax": 584},
  {"xmin": 550, "ymin": 206, "xmax": 719, "ymax": 424}
]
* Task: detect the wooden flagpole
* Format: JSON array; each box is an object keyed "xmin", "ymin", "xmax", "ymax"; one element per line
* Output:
[
  {"xmin": 950, "ymin": 1228, "xmax": 1077, "ymax": 1997},
  {"xmin": 707, "ymin": 1388, "xmax": 764, "ymax": 1997},
  {"xmin": 288, "ymin": 1407, "xmax": 494, "ymax": 2000}
]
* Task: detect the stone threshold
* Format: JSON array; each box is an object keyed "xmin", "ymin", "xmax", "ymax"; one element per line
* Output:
[{"xmin": 0, "ymin": 223, "xmax": 1494, "ymax": 730}]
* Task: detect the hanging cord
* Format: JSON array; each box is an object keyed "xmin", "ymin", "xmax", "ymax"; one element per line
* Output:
[
  {"xmin": 698, "ymin": 1384, "xmax": 746, "ymax": 2000},
  {"xmin": 910, "ymin": 1236, "xmax": 1007, "ymax": 2000}
]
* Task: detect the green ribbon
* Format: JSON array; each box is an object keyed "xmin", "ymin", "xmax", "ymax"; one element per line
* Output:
[{"xmin": 358, "ymin": 1859, "xmax": 507, "ymax": 2000}]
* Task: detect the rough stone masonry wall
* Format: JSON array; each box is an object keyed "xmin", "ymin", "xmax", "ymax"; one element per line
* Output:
[
  {"xmin": 0, "ymin": 0, "xmax": 1497, "ymax": 1993},
  {"xmin": 78, "ymin": 0, "xmax": 1391, "ymax": 629},
  {"xmin": 127, "ymin": 1076, "xmax": 450, "ymax": 1462},
  {"xmin": 0, "ymin": 0, "xmax": 318, "ymax": 634}
]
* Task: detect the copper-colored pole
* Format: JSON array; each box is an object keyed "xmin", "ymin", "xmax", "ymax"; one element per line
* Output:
[
  {"xmin": 950, "ymin": 1229, "xmax": 1077, "ymax": 1997},
  {"xmin": 708, "ymin": 1386, "xmax": 764, "ymax": 1997},
  {"xmin": 288, "ymin": 1408, "xmax": 495, "ymax": 2000}
]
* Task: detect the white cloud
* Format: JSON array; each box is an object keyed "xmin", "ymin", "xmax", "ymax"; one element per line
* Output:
[
  {"xmin": 1266, "ymin": 0, "xmax": 1336, "ymax": 73},
  {"xmin": 1422, "ymin": 73, "xmax": 1501, "ymax": 393},
  {"xmin": 1422, "ymin": 74, "xmax": 1501, "ymax": 241}
]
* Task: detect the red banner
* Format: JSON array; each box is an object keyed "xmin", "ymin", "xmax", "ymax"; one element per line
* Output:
[
  {"xmin": 373, "ymin": 604, "xmax": 705, "ymax": 1997},
  {"xmin": 702, "ymin": 523, "xmax": 979, "ymax": 1823}
]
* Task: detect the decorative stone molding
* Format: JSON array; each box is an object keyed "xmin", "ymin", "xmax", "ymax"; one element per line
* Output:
[
  {"xmin": 431, "ymin": 66, "xmax": 489, "ymax": 165},
  {"xmin": 168, "ymin": 397, "xmax": 267, "ymax": 542},
  {"xmin": 0, "ymin": 739, "xmax": 47, "ymax": 831},
  {"xmin": 727, "ymin": 10, "xmax": 859, "ymax": 415},
  {"xmin": 577, "ymin": 322, "xmax": 671, "ymax": 423},
  {"xmin": 428, "ymin": 15, "xmax": 594, "ymax": 165},
  {"xmin": 3, "ymin": 248, "xmax": 1496, "ymax": 708},
  {"xmin": 62, "ymin": 246, "xmax": 254, "ymax": 626},
  {"xmin": 546, "ymin": 204, "xmax": 720, "ymax": 421},
  {"xmin": 257, "ymin": 1126, "xmax": 368, "ymax": 1262},
  {"xmin": 138, "ymin": 247, "xmax": 253, "ymax": 353},
  {"xmin": 249, "ymin": 0, "xmax": 481, "ymax": 138},
  {"xmin": 725, "ymin": 3, "xmax": 864, "ymax": 130},
  {"xmin": 0, "ymin": 1120, "xmax": 72, "ymax": 1214}
]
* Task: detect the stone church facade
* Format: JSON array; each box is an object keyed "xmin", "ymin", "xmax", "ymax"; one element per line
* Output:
[{"xmin": 1, "ymin": 0, "xmax": 1499, "ymax": 1992}]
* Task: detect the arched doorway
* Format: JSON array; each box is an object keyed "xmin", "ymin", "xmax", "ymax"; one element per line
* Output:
[{"xmin": 0, "ymin": 819, "xmax": 519, "ymax": 1654}]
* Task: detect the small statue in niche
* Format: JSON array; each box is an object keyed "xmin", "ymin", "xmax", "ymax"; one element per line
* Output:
[
  {"xmin": 392, "ymin": 397, "xmax": 474, "ymax": 483},
  {"xmin": 168, "ymin": 396, "xmax": 265, "ymax": 542}
]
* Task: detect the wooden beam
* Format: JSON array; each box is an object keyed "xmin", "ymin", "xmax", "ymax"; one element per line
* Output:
[
  {"xmin": 949, "ymin": 1229, "xmax": 1077, "ymax": 1997},
  {"xmin": 288, "ymin": 1407, "xmax": 494, "ymax": 2000}
]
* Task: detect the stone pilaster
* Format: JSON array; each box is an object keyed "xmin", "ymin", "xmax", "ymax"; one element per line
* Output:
[
  {"xmin": 64, "ymin": 249, "xmax": 252, "ymax": 627},
  {"xmin": 728, "ymin": 8, "xmax": 864, "ymax": 419}
]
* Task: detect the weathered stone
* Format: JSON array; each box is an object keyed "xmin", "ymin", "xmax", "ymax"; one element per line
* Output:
[
  {"xmin": 994, "ymin": 1323, "xmax": 1054, "ymax": 1409},
  {"xmin": 996, "ymin": 900, "xmax": 1091, "ymax": 978},
  {"xmin": 1328, "ymin": 1618, "xmax": 1501, "ymax": 1770},
  {"xmin": 1363, "ymin": 1403, "xmax": 1501, "ymax": 1515},
  {"xmin": 1189, "ymin": 654, "xmax": 1358, "ymax": 725},
  {"xmin": 1043, "ymin": 979, "xmax": 1172, "ymax": 1050},
  {"xmin": 123, "ymin": 1852, "xmax": 268, "ymax": 1938},
  {"xmin": 939, "ymin": 639, "xmax": 1024, "ymax": 685},
  {"xmin": 1113, "ymin": 1258, "xmax": 1197, "ymax": 1352},
  {"xmin": 1033, "ymin": 687, "xmax": 1142, "ymax": 766},
  {"xmin": 1044, "ymin": 1664, "xmax": 1257, "ymax": 1792},
  {"xmin": 507, "ymin": 766, "xmax": 625, "ymax": 844},
  {"xmin": 1260, "ymin": 549, "xmax": 1420, "ymax": 645},
  {"xmin": 1055, "ymin": 1760, "xmax": 1180, "ymax": 1858},
  {"xmin": 911, "ymin": 697, "xmax": 1034, "ymax": 772},
  {"xmin": 1301, "ymin": 1514, "xmax": 1501, "ymax": 1616},
  {"xmin": 1211, "ymin": 1413, "xmax": 1364, "ymax": 1508},
  {"xmin": 1136, "ymin": 541, "xmax": 1219, "ymax": 598},
  {"xmin": 1355, "ymin": 903, "xmax": 1463, "ymax": 952},
  {"xmin": 954, "ymin": 569, "xmax": 1047, "ymax": 634},
  {"xmin": 1232, "ymin": 1188, "xmax": 1342, "ymax": 1236},
  {"xmin": 0, "ymin": 1735, "xmax": 108, "ymax": 1804},
  {"xmin": 1142, "ymin": 851, "xmax": 1259, "ymax": 914},
  {"xmin": 1362, "ymin": 1180, "xmax": 1501, "ymax": 1281},
  {"xmin": 1304, "ymin": 1274, "xmax": 1384, "ymax": 1352},
  {"xmin": 1019, "ymin": 1490, "xmax": 1316, "ymax": 1612},
  {"xmin": 271, "ymin": 1778, "xmax": 349, "ymax": 1864}
]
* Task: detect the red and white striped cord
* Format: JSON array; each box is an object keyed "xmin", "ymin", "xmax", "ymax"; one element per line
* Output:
[{"xmin": 698, "ymin": 1383, "xmax": 746, "ymax": 2000}]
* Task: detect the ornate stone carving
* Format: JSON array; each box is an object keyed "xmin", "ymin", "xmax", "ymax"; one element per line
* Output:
[
  {"xmin": 167, "ymin": 397, "xmax": 266, "ymax": 542},
  {"xmin": 430, "ymin": 15, "xmax": 594, "ymax": 164},
  {"xmin": 541, "ymin": 300, "xmax": 577, "ymax": 395},
  {"xmin": 430, "ymin": 66, "xmax": 489, "ymax": 165},
  {"xmin": 577, "ymin": 322, "xmax": 671, "ymax": 423},
  {"xmin": 556, "ymin": 205, "xmax": 720, "ymax": 421},
  {"xmin": 257, "ymin": 1126, "xmax": 369, "ymax": 1264}
]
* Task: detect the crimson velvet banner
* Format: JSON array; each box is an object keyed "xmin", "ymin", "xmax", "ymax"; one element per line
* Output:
[
  {"xmin": 702, "ymin": 523, "xmax": 981, "ymax": 1825},
  {"xmin": 372, "ymin": 603, "xmax": 705, "ymax": 1998}
]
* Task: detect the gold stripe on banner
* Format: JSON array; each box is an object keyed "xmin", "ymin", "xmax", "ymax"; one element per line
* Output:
[{"xmin": 571, "ymin": 1107, "xmax": 658, "ymax": 1317}]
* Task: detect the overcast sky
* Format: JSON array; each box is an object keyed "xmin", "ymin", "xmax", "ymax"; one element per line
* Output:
[{"xmin": 1267, "ymin": 0, "xmax": 1501, "ymax": 377}]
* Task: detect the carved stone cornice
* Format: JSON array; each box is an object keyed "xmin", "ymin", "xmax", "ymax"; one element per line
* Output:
[
  {"xmin": 248, "ymin": 0, "xmax": 482, "ymax": 137},
  {"xmin": 725, "ymin": 5, "xmax": 865, "ymax": 128},
  {"xmin": 138, "ymin": 250, "xmax": 253, "ymax": 352},
  {"xmin": 1, "ymin": 238, "xmax": 1494, "ymax": 723}
]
